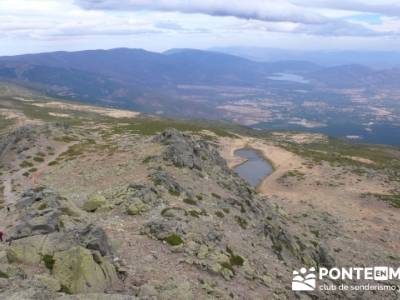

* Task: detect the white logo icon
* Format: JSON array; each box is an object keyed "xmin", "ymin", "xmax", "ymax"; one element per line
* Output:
[{"xmin": 292, "ymin": 267, "xmax": 316, "ymax": 291}]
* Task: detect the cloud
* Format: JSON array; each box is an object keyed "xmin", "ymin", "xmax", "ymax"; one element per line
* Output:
[
  {"xmin": 296, "ymin": 19, "xmax": 389, "ymax": 36},
  {"xmin": 72, "ymin": 0, "xmax": 400, "ymax": 37},
  {"xmin": 155, "ymin": 21, "xmax": 184, "ymax": 31},
  {"xmin": 292, "ymin": 0, "xmax": 400, "ymax": 18},
  {"xmin": 74, "ymin": 0, "xmax": 328, "ymax": 24},
  {"xmin": 1, "ymin": 0, "xmax": 399, "ymax": 56}
]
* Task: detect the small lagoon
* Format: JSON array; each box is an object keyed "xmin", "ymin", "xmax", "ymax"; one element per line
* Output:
[{"xmin": 233, "ymin": 148, "xmax": 273, "ymax": 187}]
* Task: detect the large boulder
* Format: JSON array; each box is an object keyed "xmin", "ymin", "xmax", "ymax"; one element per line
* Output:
[{"xmin": 52, "ymin": 246, "xmax": 117, "ymax": 294}]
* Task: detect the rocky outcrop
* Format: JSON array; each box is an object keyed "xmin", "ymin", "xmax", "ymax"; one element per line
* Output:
[
  {"xmin": 11, "ymin": 187, "xmax": 81, "ymax": 240},
  {"xmin": 0, "ymin": 126, "xmax": 37, "ymax": 159},
  {"xmin": 149, "ymin": 170, "xmax": 184, "ymax": 196},
  {"xmin": 0, "ymin": 123, "xmax": 70, "ymax": 160},
  {"xmin": 155, "ymin": 128, "xmax": 226, "ymax": 170},
  {"xmin": 52, "ymin": 246, "xmax": 117, "ymax": 294},
  {"xmin": 76, "ymin": 224, "xmax": 113, "ymax": 257},
  {"xmin": 5, "ymin": 187, "xmax": 120, "ymax": 295},
  {"xmin": 148, "ymin": 129, "xmax": 336, "ymax": 275}
]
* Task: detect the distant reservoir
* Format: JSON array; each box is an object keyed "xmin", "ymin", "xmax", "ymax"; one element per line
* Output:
[
  {"xmin": 268, "ymin": 73, "xmax": 309, "ymax": 84},
  {"xmin": 233, "ymin": 148, "xmax": 273, "ymax": 187}
]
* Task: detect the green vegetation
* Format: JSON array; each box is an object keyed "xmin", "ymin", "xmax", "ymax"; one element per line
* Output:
[
  {"xmin": 37, "ymin": 203, "xmax": 48, "ymax": 210},
  {"xmin": 220, "ymin": 247, "xmax": 245, "ymax": 274},
  {"xmin": 42, "ymin": 254, "xmax": 55, "ymax": 271},
  {"xmin": 58, "ymin": 140, "xmax": 116, "ymax": 162},
  {"xmin": 220, "ymin": 261, "xmax": 234, "ymax": 273},
  {"xmin": 161, "ymin": 207, "xmax": 187, "ymax": 217},
  {"xmin": 183, "ymin": 198, "xmax": 197, "ymax": 206},
  {"xmin": 20, "ymin": 160, "xmax": 34, "ymax": 168},
  {"xmin": 54, "ymin": 135, "xmax": 78, "ymax": 143},
  {"xmin": 59, "ymin": 144, "xmax": 85, "ymax": 159},
  {"xmin": 211, "ymin": 193, "xmax": 221, "ymax": 199},
  {"xmin": 188, "ymin": 210, "xmax": 200, "ymax": 218},
  {"xmin": 163, "ymin": 234, "xmax": 184, "ymax": 246},
  {"xmin": 222, "ymin": 208, "xmax": 230, "ymax": 214},
  {"xmin": 60, "ymin": 285, "xmax": 72, "ymax": 295},
  {"xmin": 278, "ymin": 136, "xmax": 400, "ymax": 181},
  {"xmin": 234, "ymin": 216, "xmax": 248, "ymax": 229},
  {"xmin": 151, "ymin": 178, "xmax": 161, "ymax": 186},
  {"xmin": 0, "ymin": 270, "xmax": 9, "ymax": 279},
  {"xmin": 362, "ymin": 193, "xmax": 400, "ymax": 208},
  {"xmin": 227, "ymin": 247, "xmax": 244, "ymax": 267},
  {"xmin": 33, "ymin": 156, "xmax": 45, "ymax": 163},
  {"xmin": 215, "ymin": 211, "xmax": 225, "ymax": 218},
  {"xmin": 110, "ymin": 117, "xmax": 235, "ymax": 137},
  {"xmin": 0, "ymin": 115, "xmax": 15, "ymax": 132},
  {"xmin": 168, "ymin": 189, "xmax": 181, "ymax": 197},
  {"xmin": 310, "ymin": 229, "xmax": 320, "ymax": 238},
  {"xmin": 142, "ymin": 156, "xmax": 154, "ymax": 164},
  {"xmin": 280, "ymin": 170, "xmax": 305, "ymax": 181}
]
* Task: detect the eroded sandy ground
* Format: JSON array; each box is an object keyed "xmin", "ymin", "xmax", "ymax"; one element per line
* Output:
[
  {"xmin": 0, "ymin": 108, "xmax": 43, "ymax": 128},
  {"xmin": 32, "ymin": 101, "xmax": 140, "ymax": 119}
]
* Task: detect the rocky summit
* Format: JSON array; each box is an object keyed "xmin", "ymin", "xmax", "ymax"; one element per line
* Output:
[{"xmin": 0, "ymin": 93, "xmax": 399, "ymax": 299}]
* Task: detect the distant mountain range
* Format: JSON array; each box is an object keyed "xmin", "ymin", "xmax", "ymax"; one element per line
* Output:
[
  {"xmin": 211, "ymin": 47, "xmax": 400, "ymax": 69},
  {"xmin": 0, "ymin": 48, "xmax": 399, "ymax": 117}
]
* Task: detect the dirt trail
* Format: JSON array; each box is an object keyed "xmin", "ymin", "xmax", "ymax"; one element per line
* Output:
[{"xmin": 3, "ymin": 177, "xmax": 16, "ymax": 205}]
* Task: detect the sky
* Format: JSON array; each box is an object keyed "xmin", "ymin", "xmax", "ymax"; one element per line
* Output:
[{"xmin": 1, "ymin": 0, "xmax": 400, "ymax": 55}]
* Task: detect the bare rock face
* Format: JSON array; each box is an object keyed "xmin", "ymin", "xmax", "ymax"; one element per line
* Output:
[
  {"xmin": 52, "ymin": 246, "xmax": 118, "ymax": 294},
  {"xmin": 4, "ymin": 187, "xmax": 120, "ymax": 296},
  {"xmin": 11, "ymin": 187, "xmax": 81, "ymax": 240},
  {"xmin": 155, "ymin": 128, "xmax": 226, "ymax": 170},
  {"xmin": 77, "ymin": 224, "xmax": 113, "ymax": 257},
  {"xmin": 144, "ymin": 129, "xmax": 336, "ymax": 279}
]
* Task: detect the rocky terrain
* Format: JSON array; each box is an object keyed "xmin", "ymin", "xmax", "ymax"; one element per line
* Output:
[{"xmin": 0, "ymin": 86, "xmax": 399, "ymax": 299}]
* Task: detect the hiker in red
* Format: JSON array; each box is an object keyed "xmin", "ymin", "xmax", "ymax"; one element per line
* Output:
[{"xmin": 0, "ymin": 231, "xmax": 3, "ymax": 242}]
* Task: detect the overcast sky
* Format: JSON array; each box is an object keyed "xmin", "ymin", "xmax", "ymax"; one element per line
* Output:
[{"xmin": 1, "ymin": 0, "xmax": 400, "ymax": 55}]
